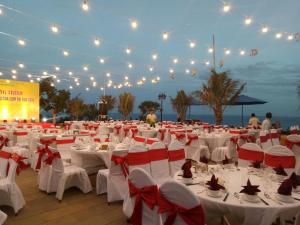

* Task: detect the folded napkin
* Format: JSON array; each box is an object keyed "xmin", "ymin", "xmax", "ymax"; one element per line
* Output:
[
  {"xmin": 200, "ymin": 156, "xmax": 209, "ymax": 164},
  {"xmin": 273, "ymin": 164, "xmax": 288, "ymax": 176},
  {"xmin": 251, "ymin": 160, "xmax": 262, "ymax": 169},
  {"xmin": 181, "ymin": 160, "xmax": 193, "ymax": 178},
  {"xmin": 289, "ymin": 172, "xmax": 300, "ymax": 188},
  {"xmin": 240, "ymin": 179, "xmax": 261, "ymax": 195},
  {"xmin": 277, "ymin": 179, "xmax": 293, "ymax": 196},
  {"xmin": 206, "ymin": 174, "xmax": 225, "ymax": 191}
]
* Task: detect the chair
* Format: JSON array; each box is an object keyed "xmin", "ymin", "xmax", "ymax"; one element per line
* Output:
[
  {"xmin": 264, "ymin": 145, "xmax": 296, "ymax": 175},
  {"xmin": 0, "ymin": 210, "xmax": 7, "ymax": 225},
  {"xmin": 96, "ymin": 148, "xmax": 129, "ymax": 202},
  {"xmin": 238, "ymin": 143, "xmax": 264, "ymax": 167},
  {"xmin": 158, "ymin": 180, "xmax": 205, "ymax": 225},
  {"xmin": 133, "ymin": 136, "xmax": 146, "ymax": 146},
  {"xmin": 127, "ymin": 144, "xmax": 150, "ymax": 174},
  {"xmin": 148, "ymin": 142, "xmax": 170, "ymax": 184},
  {"xmin": 167, "ymin": 140, "xmax": 186, "ymax": 176},
  {"xmin": 38, "ymin": 146, "xmax": 92, "ymax": 200},
  {"xmin": 285, "ymin": 134, "xmax": 300, "ymax": 175},
  {"xmin": 13, "ymin": 130, "xmax": 29, "ymax": 147},
  {"xmin": 0, "ymin": 153, "xmax": 26, "ymax": 214},
  {"xmin": 270, "ymin": 129, "xmax": 280, "ymax": 146},
  {"xmin": 123, "ymin": 168, "xmax": 160, "ymax": 225},
  {"xmin": 259, "ymin": 130, "xmax": 272, "ymax": 151},
  {"xmin": 56, "ymin": 136, "xmax": 75, "ymax": 162},
  {"xmin": 185, "ymin": 134, "xmax": 210, "ymax": 162},
  {"xmin": 211, "ymin": 137, "xmax": 237, "ymax": 163},
  {"xmin": 0, "ymin": 149, "xmax": 11, "ymax": 179}
]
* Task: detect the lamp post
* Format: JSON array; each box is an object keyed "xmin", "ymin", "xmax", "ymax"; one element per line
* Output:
[{"xmin": 158, "ymin": 93, "xmax": 166, "ymax": 122}]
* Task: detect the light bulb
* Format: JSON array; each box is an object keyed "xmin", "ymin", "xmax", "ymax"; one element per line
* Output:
[
  {"xmin": 223, "ymin": 4, "xmax": 231, "ymax": 13},
  {"xmin": 53, "ymin": 75, "xmax": 57, "ymax": 79},
  {"xmin": 63, "ymin": 50, "xmax": 69, "ymax": 56},
  {"xmin": 76, "ymin": 82, "xmax": 80, "ymax": 86},
  {"xmin": 18, "ymin": 39, "xmax": 26, "ymax": 46},
  {"xmin": 101, "ymin": 87, "xmax": 104, "ymax": 90},
  {"xmin": 0, "ymin": 72, "xmax": 3, "ymax": 76},
  {"xmin": 27, "ymin": 74, "xmax": 32, "ymax": 78},
  {"xmin": 173, "ymin": 58, "xmax": 178, "ymax": 64},
  {"xmin": 261, "ymin": 26, "xmax": 268, "ymax": 33},
  {"xmin": 244, "ymin": 17, "xmax": 252, "ymax": 25},
  {"xmin": 189, "ymin": 41, "xmax": 196, "ymax": 48},
  {"xmin": 56, "ymin": 79, "xmax": 60, "ymax": 83},
  {"xmin": 185, "ymin": 69, "xmax": 190, "ymax": 74},
  {"xmin": 93, "ymin": 81, "xmax": 97, "ymax": 87},
  {"xmin": 83, "ymin": 66, "xmax": 88, "ymax": 71},
  {"xmin": 68, "ymin": 71, "xmax": 73, "ymax": 75},
  {"xmin": 225, "ymin": 49, "xmax": 231, "ymax": 55},
  {"xmin": 106, "ymin": 72, "xmax": 110, "ymax": 77},
  {"xmin": 162, "ymin": 32, "xmax": 169, "ymax": 40},
  {"xmin": 99, "ymin": 58, "xmax": 105, "ymax": 64},
  {"xmin": 169, "ymin": 68, "xmax": 174, "ymax": 74},
  {"xmin": 190, "ymin": 60, "xmax": 195, "ymax": 65},
  {"xmin": 149, "ymin": 66, "xmax": 154, "ymax": 72},
  {"xmin": 51, "ymin": 25, "xmax": 59, "ymax": 33},
  {"xmin": 205, "ymin": 61, "xmax": 210, "ymax": 66},
  {"xmin": 152, "ymin": 54, "xmax": 158, "ymax": 60},
  {"xmin": 0, "ymin": 9, "xmax": 3, "ymax": 15},
  {"xmin": 124, "ymin": 76, "xmax": 129, "ymax": 80},
  {"xmin": 90, "ymin": 76, "xmax": 94, "ymax": 81},
  {"xmin": 275, "ymin": 33, "xmax": 282, "ymax": 39},
  {"xmin": 69, "ymin": 86, "xmax": 73, "ymax": 89},
  {"xmin": 240, "ymin": 50, "xmax": 245, "ymax": 55},
  {"xmin": 74, "ymin": 78, "xmax": 78, "ymax": 82},
  {"xmin": 156, "ymin": 76, "xmax": 160, "ymax": 80},
  {"xmin": 18, "ymin": 63, "xmax": 24, "ymax": 68},
  {"xmin": 142, "ymin": 77, "xmax": 146, "ymax": 81},
  {"xmin": 43, "ymin": 71, "xmax": 48, "ymax": 75},
  {"xmin": 130, "ymin": 20, "xmax": 138, "ymax": 29},
  {"xmin": 125, "ymin": 47, "xmax": 131, "ymax": 54},
  {"xmin": 12, "ymin": 75, "xmax": 17, "ymax": 79},
  {"xmin": 55, "ymin": 66, "xmax": 60, "ymax": 71},
  {"xmin": 287, "ymin": 35, "xmax": 294, "ymax": 40},
  {"xmin": 11, "ymin": 69, "xmax": 17, "ymax": 74},
  {"xmin": 85, "ymin": 87, "xmax": 89, "ymax": 91},
  {"xmin": 82, "ymin": 0, "xmax": 89, "ymax": 11},
  {"xmin": 208, "ymin": 48, "xmax": 214, "ymax": 53},
  {"xmin": 94, "ymin": 38, "xmax": 100, "ymax": 46},
  {"xmin": 37, "ymin": 77, "xmax": 41, "ymax": 81},
  {"xmin": 30, "ymin": 79, "xmax": 34, "ymax": 83}
]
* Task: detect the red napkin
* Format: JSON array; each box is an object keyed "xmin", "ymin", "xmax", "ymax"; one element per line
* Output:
[
  {"xmin": 277, "ymin": 179, "xmax": 293, "ymax": 196},
  {"xmin": 181, "ymin": 160, "xmax": 192, "ymax": 178},
  {"xmin": 273, "ymin": 164, "xmax": 288, "ymax": 176},
  {"xmin": 240, "ymin": 179, "xmax": 261, "ymax": 195},
  {"xmin": 200, "ymin": 156, "xmax": 208, "ymax": 164},
  {"xmin": 289, "ymin": 172, "xmax": 300, "ymax": 188},
  {"xmin": 251, "ymin": 160, "xmax": 262, "ymax": 169},
  {"xmin": 206, "ymin": 175, "xmax": 225, "ymax": 191}
]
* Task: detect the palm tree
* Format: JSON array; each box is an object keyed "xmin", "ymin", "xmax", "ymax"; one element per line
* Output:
[
  {"xmin": 118, "ymin": 92, "xmax": 135, "ymax": 120},
  {"xmin": 195, "ymin": 69, "xmax": 246, "ymax": 125},
  {"xmin": 100, "ymin": 95, "xmax": 116, "ymax": 112},
  {"xmin": 170, "ymin": 90, "xmax": 192, "ymax": 121},
  {"xmin": 68, "ymin": 96, "xmax": 85, "ymax": 120}
]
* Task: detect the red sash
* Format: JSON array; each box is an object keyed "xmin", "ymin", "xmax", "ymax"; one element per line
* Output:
[
  {"xmin": 149, "ymin": 148, "xmax": 168, "ymax": 161},
  {"xmin": 11, "ymin": 153, "xmax": 29, "ymax": 175},
  {"xmin": 260, "ymin": 135, "xmax": 269, "ymax": 143},
  {"xmin": 168, "ymin": 149, "xmax": 185, "ymax": 161},
  {"xmin": 158, "ymin": 193, "xmax": 205, "ymax": 225},
  {"xmin": 127, "ymin": 152, "xmax": 150, "ymax": 166},
  {"xmin": 285, "ymin": 139, "xmax": 300, "ymax": 150},
  {"xmin": 94, "ymin": 138, "xmax": 100, "ymax": 143},
  {"xmin": 291, "ymin": 130, "xmax": 299, "ymax": 135},
  {"xmin": 124, "ymin": 128, "xmax": 130, "ymax": 137},
  {"xmin": 131, "ymin": 128, "xmax": 138, "ymax": 138},
  {"xmin": 146, "ymin": 139, "xmax": 158, "ymax": 145},
  {"xmin": 13, "ymin": 131, "xmax": 28, "ymax": 136},
  {"xmin": 269, "ymin": 133, "xmax": 279, "ymax": 139},
  {"xmin": 238, "ymin": 148, "xmax": 264, "ymax": 161},
  {"xmin": 186, "ymin": 135, "xmax": 198, "ymax": 146},
  {"xmin": 44, "ymin": 150, "xmax": 61, "ymax": 165},
  {"xmin": 35, "ymin": 146, "xmax": 47, "ymax": 170},
  {"xmin": 265, "ymin": 154, "xmax": 295, "ymax": 168},
  {"xmin": 129, "ymin": 181, "xmax": 158, "ymax": 225},
  {"xmin": 56, "ymin": 139, "xmax": 74, "ymax": 145},
  {"xmin": 111, "ymin": 155, "xmax": 128, "ymax": 177},
  {"xmin": 114, "ymin": 126, "xmax": 122, "ymax": 135},
  {"xmin": 175, "ymin": 133, "xmax": 185, "ymax": 140},
  {"xmin": 158, "ymin": 129, "xmax": 166, "ymax": 141},
  {"xmin": 134, "ymin": 136, "xmax": 145, "ymax": 143}
]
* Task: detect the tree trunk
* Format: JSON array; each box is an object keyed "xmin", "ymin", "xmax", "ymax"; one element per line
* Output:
[
  {"xmin": 52, "ymin": 112, "xmax": 56, "ymax": 124},
  {"xmin": 214, "ymin": 106, "xmax": 223, "ymax": 125}
]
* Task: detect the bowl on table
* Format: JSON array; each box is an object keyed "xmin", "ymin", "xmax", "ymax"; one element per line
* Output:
[
  {"xmin": 206, "ymin": 188, "xmax": 222, "ymax": 198},
  {"xmin": 242, "ymin": 193, "xmax": 260, "ymax": 203}
]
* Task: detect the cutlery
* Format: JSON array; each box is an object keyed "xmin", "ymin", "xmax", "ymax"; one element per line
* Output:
[
  {"xmin": 185, "ymin": 182, "xmax": 200, "ymax": 186},
  {"xmin": 223, "ymin": 193, "xmax": 229, "ymax": 202},
  {"xmin": 258, "ymin": 196, "xmax": 269, "ymax": 206},
  {"xmin": 233, "ymin": 192, "xmax": 243, "ymax": 204},
  {"xmin": 264, "ymin": 192, "xmax": 283, "ymax": 205},
  {"xmin": 293, "ymin": 197, "xmax": 300, "ymax": 201}
]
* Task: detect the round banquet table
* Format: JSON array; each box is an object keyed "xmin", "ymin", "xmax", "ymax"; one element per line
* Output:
[
  {"xmin": 139, "ymin": 128, "xmax": 157, "ymax": 138},
  {"xmin": 175, "ymin": 166, "xmax": 300, "ymax": 225},
  {"xmin": 199, "ymin": 133, "xmax": 231, "ymax": 152},
  {"xmin": 70, "ymin": 144, "xmax": 111, "ymax": 174}
]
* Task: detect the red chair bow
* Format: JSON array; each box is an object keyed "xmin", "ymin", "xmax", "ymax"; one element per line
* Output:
[
  {"xmin": 158, "ymin": 129, "xmax": 166, "ymax": 141},
  {"xmin": 44, "ymin": 149, "xmax": 61, "ymax": 165},
  {"xmin": 129, "ymin": 181, "xmax": 158, "ymax": 225},
  {"xmin": 115, "ymin": 126, "xmax": 122, "ymax": 134},
  {"xmin": 175, "ymin": 133, "xmax": 185, "ymax": 140},
  {"xmin": 35, "ymin": 145, "xmax": 48, "ymax": 170},
  {"xmin": 260, "ymin": 135, "xmax": 269, "ymax": 143},
  {"xmin": 168, "ymin": 149, "xmax": 185, "ymax": 161},
  {"xmin": 158, "ymin": 193, "xmax": 205, "ymax": 225},
  {"xmin": 124, "ymin": 127, "xmax": 130, "ymax": 137},
  {"xmin": 0, "ymin": 150, "xmax": 11, "ymax": 175},
  {"xmin": 285, "ymin": 139, "xmax": 300, "ymax": 150},
  {"xmin": 0, "ymin": 137, "xmax": 9, "ymax": 150},
  {"xmin": 131, "ymin": 128, "xmax": 138, "ymax": 138},
  {"xmin": 10, "ymin": 153, "xmax": 29, "ymax": 175},
  {"xmin": 186, "ymin": 135, "xmax": 198, "ymax": 146},
  {"xmin": 111, "ymin": 155, "xmax": 128, "ymax": 177}
]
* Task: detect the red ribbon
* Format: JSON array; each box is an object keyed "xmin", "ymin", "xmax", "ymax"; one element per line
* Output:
[
  {"xmin": 238, "ymin": 148, "xmax": 264, "ymax": 161},
  {"xmin": 56, "ymin": 139, "xmax": 74, "ymax": 144},
  {"xmin": 127, "ymin": 152, "xmax": 150, "ymax": 166},
  {"xmin": 247, "ymin": 135, "xmax": 257, "ymax": 143},
  {"xmin": 44, "ymin": 149, "xmax": 61, "ymax": 165},
  {"xmin": 230, "ymin": 130, "xmax": 248, "ymax": 134},
  {"xmin": 11, "ymin": 153, "xmax": 29, "ymax": 175},
  {"xmin": 146, "ymin": 139, "xmax": 158, "ymax": 145},
  {"xmin": 175, "ymin": 133, "xmax": 185, "ymax": 140},
  {"xmin": 264, "ymin": 153, "xmax": 295, "ymax": 168},
  {"xmin": 0, "ymin": 137, "xmax": 9, "ymax": 150},
  {"xmin": 158, "ymin": 129, "xmax": 166, "ymax": 141},
  {"xmin": 285, "ymin": 139, "xmax": 300, "ymax": 150},
  {"xmin": 158, "ymin": 192, "xmax": 205, "ymax": 225},
  {"xmin": 186, "ymin": 135, "xmax": 198, "ymax": 146},
  {"xmin": 149, "ymin": 148, "xmax": 168, "ymax": 161},
  {"xmin": 35, "ymin": 146, "xmax": 47, "ymax": 170},
  {"xmin": 94, "ymin": 138, "xmax": 100, "ymax": 143},
  {"xmin": 0, "ymin": 150, "xmax": 11, "ymax": 175},
  {"xmin": 111, "ymin": 155, "xmax": 128, "ymax": 177},
  {"xmin": 168, "ymin": 149, "xmax": 185, "ymax": 161},
  {"xmin": 129, "ymin": 181, "xmax": 158, "ymax": 225},
  {"xmin": 269, "ymin": 133, "xmax": 279, "ymax": 139},
  {"xmin": 64, "ymin": 124, "xmax": 71, "ymax": 130},
  {"xmin": 124, "ymin": 128, "xmax": 130, "ymax": 137},
  {"xmin": 290, "ymin": 130, "xmax": 299, "ymax": 135},
  {"xmin": 115, "ymin": 126, "xmax": 122, "ymax": 135},
  {"xmin": 13, "ymin": 131, "xmax": 28, "ymax": 136},
  {"xmin": 260, "ymin": 135, "xmax": 269, "ymax": 143},
  {"xmin": 134, "ymin": 136, "xmax": 145, "ymax": 143},
  {"xmin": 131, "ymin": 128, "xmax": 139, "ymax": 138}
]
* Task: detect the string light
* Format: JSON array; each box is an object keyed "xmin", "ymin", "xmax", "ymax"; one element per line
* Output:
[
  {"xmin": 124, "ymin": 75, "xmax": 129, "ymax": 80},
  {"xmin": 125, "ymin": 47, "xmax": 131, "ymax": 54},
  {"xmin": 0, "ymin": 8, "xmax": 2, "ymax": 15},
  {"xmin": 85, "ymin": 87, "xmax": 89, "ymax": 91},
  {"xmin": 162, "ymin": 32, "xmax": 169, "ymax": 40},
  {"xmin": 18, "ymin": 63, "xmax": 24, "ymax": 68},
  {"xmin": 225, "ymin": 49, "xmax": 231, "ymax": 55},
  {"xmin": 240, "ymin": 50, "xmax": 245, "ymax": 55},
  {"xmin": 152, "ymin": 53, "xmax": 158, "ymax": 60},
  {"xmin": 55, "ymin": 66, "xmax": 60, "ymax": 71},
  {"xmin": 18, "ymin": 39, "xmax": 26, "ymax": 46},
  {"xmin": 51, "ymin": 25, "xmax": 59, "ymax": 33},
  {"xmin": 275, "ymin": 33, "xmax": 282, "ymax": 39},
  {"xmin": 244, "ymin": 17, "xmax": 252, "ymax": 25},
  {"xmin": 74, "ymin": 78, "xmax": 79, "ymax": 82},
  {"xmin": 205, "ymin": 61, "xmax": 210, "ymax": 66},
  {"xmin": 130, "ymin": 19, "xmax": 138, "ymax": 29},
  {"xmin": 12, "ymin": 75, "xmax": 17, "ymax": 79},
  {"xmin": 261, "ymin": 26, "xmax": 269, "ymax": 33},
  {"xmin": 0, "ymin": 72, "xmax": 3, "ymax": 76},
  {"xmin": 37, "ymin": 77, "xmax": 41, "ymax": 81},
  {"xmin": 190, "ymin": 60, "xmax": 195, "ymax": 65},
  {"xmin": 90, "ymin": 76, "xmax": 94, "ymax": 81},
  {"xmin": 169, "ymin": 68, "xmax": 174, "ymax": 74},
  {"xmin": 287, "ymin": 34, "xmax": 294, "ymax": 40},
  {"xmin": 43, "ymin": 71, "xmax": 48, "ymax": 75},
  {"xmin": 173, "ymin": 58, "xmax": 178, "ymax": 64},
  {"xmin": 106, "ymin": 72, "xmax": 111, "ymax": 77},
  {"xmin": 63, "ymin": 50, "xmax": 69, "ymax": 56},
  {"xmin": 149, "ymin": 66, "xmax": 154, "ymax": 72},
  {"xmin": 223, "ymin": 3, "xmax": 231, "ymax": 13},
  {"xmin": 11, "ymin": 69, "xmax": 17, "ymax": 74},
  {"xmin": 56, "ymin": 79, "xmax": 60, "ymax": 83},
  {"xmin": 99, "ymin": 58, "xmax": 105, "ymax": 64},
  {"xmin": 27, "ymin": 74, "xmax": 32, "ymax": 78},
  {"xmin": 142, "ymin": 77, "xmax": 146, "ymax": 81},
  {"xmin": 189, "ymin": 41, "xmax": 196, "ymax": 48},
  {"xmin": 69, "ymin": 86, "xmax": 73, "ymax": 89},
  {"xmin": 83, "ymin": 65, "xmax": 88, "ymax": 71},
  {"xmin": 52, "ymin": 75, "xmax": 57, "ymax": 79},
  {"xmin": 185, "ymin": 69, "xmax": 190, "ymax": 74},
  {"xmin": 94, "ymin": 38, "xmax": 101, "ymax": 46},
  {"xmin": 82, "ymin": 0, "xmax": 89, "ymax": 11},
  {"xmin": 68, "ymin": 71, "xmax": 73, "ymax": 75},
  {"xmin": 92, "ymin": 81, "xmax": 97, "ymax": 87},
  {"xmin": 30, "ymin": 79, "xmax": 34, "ymax": 83},
  {"xmin": 208, "ymin": 48, "xmax": 214, "ymax": 53},
  {"xmin": 76, "ymin": 82, "xmax": 80, "ymax": 86}
]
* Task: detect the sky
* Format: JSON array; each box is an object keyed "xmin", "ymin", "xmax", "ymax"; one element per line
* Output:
[{"xmin": 0, "ymin": 0, "xmax": 299, "ymax": 117}]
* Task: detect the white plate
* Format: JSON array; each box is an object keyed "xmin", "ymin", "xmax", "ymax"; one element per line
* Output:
[
  {"xmin": 206, "ymin": 189, "xmax": 222, "ymax": 198},
  {"xmin": 241, "ymin": 194, "xmax": 260, "ymax": 203}
]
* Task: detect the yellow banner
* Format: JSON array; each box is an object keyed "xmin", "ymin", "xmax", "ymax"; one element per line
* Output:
[{"xmin": 0, "ymin": 79, "xmax": 40, "ymax": 122}]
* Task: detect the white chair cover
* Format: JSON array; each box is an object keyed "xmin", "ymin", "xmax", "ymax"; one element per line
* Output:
[
  {"xmin": 128, "ymin": 144, "xmax": 150, "ymax": 174},
  {"xmin": 123, "ymin": 168, "xmax": 160, "ymax": 225},
  {"xmin": 185, "ymin": 135, "xmax": 210, "ymax": 162},
  {"xmin": 168, "ymin": 140, "xmax": 186, "ymax": 177},
  {"xmin": 259, "ymin": 130, "xmax": 272, "ymax": 151},
  {"xmin": 286, "ymin": 134, "xmax": 300, "ymax": 175},
  {"xmin": 0, "ymin": 149, "xmax": 10, "ymax": 178},
  {"xmin": 238, "ymin": 143, "xmax": 264, "ymax": 167},
  {"xmin": 0, "ymin": 210, "xmax": 7, "ymax": 225},
  {"xmin": 56, "ymin": 136, "xmax": 74, "ymax": 162},
  {"xmin": 149, "ymin": 142, "xmax": 170, "ymax": 184},
  {"xmin": 270, "ymin": 129, "xmax": 280, "ymax": 146},
  {"xmin": 13, "ymin": 130, "xmax": 29, "ymax": 146}
]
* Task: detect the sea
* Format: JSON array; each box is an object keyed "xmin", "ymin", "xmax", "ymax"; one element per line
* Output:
[{"xmin": 108, "ymin": 113, "xmax": 300, "ymax": 130}]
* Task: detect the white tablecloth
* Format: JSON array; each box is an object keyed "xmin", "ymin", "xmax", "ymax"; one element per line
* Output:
[
  {"xmin": 199, "ymin": 133, "xmax": 231, "ymax": 151},
  {"xmin": 175, "ymin": 167, "xmax": 300, "ymax": 225}
]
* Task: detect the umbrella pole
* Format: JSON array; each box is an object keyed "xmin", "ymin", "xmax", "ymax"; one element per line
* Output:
[{"xmin": 241, "ymin": 105, "xmax": 244, "ymax": 127}]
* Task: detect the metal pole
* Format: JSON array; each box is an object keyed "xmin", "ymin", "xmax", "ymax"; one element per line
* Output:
[
  {"xmin": 160, "ymin": 99, "xmax": 163, "ymax": 122},
  {"xmin": 213, "ymin": 34, "xmax": 216, "ymax": 70},
  {"xmin": 242, "ymin": 105, "xmax": 244, "ymax": 127}
]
